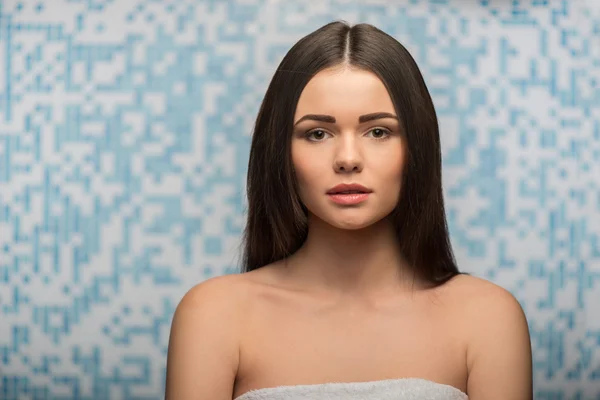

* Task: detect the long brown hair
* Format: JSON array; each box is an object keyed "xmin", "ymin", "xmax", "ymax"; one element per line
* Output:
[{"xmin": 240, "ymin": 21, "xmax": 467, "ymax": 286}]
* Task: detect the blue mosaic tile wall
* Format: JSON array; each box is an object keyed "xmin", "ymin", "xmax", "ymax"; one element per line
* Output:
[{"xmin": 0, "ymin": 0, "xmax": 599, "ymax": 398}]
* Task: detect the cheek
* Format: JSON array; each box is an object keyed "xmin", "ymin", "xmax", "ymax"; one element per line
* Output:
[
  {"xmin": 394, "ymin": 158, "xmax": 405, "ymax": 180},
  {"xmin": 374, "ymin": 147, "xmax": 405, "ymax": 181},
  {"xmin": 293, "ymin": 164, "xmax": 317, "ymax": 195},
  {"xmin": 292, "ymin": 146, "xmax": 323, "ymax": 186},
  {"xmin": 291, "ymin": 151, "xmax": 313, "ymax": 194}
]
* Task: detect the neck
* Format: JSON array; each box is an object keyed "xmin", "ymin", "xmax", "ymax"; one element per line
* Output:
[{"xmin": 283, "ymin": 215, "xmax": 422, "ymax": 299}]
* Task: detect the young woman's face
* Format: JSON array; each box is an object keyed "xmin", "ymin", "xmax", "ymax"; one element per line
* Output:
[{"xmin": 291, "ymin": 66, "xmax": 405, "ymax": 230}]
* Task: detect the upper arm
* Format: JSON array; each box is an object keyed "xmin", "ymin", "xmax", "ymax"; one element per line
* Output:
[
  {"xmin": 465, "ymin": 283, "xmax": 533, "ymax": 400},
  {"xmin": 165, "ymin": 276, "xmax": 241, "ymax": 400}
]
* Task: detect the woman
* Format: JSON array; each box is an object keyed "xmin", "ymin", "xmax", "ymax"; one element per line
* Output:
[{"xmin": 165, "ymin": 21, "xmax": 533, "ymax": 399}]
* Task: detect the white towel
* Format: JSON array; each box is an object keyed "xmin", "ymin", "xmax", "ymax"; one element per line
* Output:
[{"xmin": 234, "ymin": 377, "xmax": 468, "ymax": 400}]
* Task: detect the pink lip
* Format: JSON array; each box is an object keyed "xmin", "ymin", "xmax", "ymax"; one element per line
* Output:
[
  {"xmin": 326, "ymin": 183, "xmax": 372, "ymax": 195},
  {"xmin": 327, "ymin": 193, "xmax": 370, "ymax": 205}
]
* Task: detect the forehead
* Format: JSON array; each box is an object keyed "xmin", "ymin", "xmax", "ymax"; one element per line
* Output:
[{"xmin": 294, "ymin": 67, "xmax": 396, "ymax": 121}]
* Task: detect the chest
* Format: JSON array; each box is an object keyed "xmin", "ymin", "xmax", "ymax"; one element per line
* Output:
[{"xmin": 235, "ymin": 297, "xmax": 468, "ymax": 394}]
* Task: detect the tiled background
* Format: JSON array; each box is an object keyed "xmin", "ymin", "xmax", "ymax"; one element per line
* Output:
[{"xmin": 0, "ymin": 0, "xmax": 599, "ymax": 398}]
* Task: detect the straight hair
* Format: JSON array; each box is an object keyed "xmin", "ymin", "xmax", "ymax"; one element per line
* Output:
[{"xmin": 240, "ymin": 21, "xmax": 467, "ymax": 286}]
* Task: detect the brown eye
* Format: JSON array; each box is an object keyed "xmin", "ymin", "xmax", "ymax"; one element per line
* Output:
[
  {"xmin": 372, "ymin": 128, "xmax": 385, "ymax": 138},
  {"xmin": 368, "ymin": 128, "xmax": 391, "ymax": 140},
  {"xmin": 306, "ymin": 129, "xmax": 328, "ymax": 141}
]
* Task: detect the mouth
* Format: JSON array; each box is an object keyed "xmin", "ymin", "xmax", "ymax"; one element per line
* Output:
[
  {"xmin": 326, "ymin": 185, "xmax": 372, "ymax": 205},
  {"xmin": 326, "ymin": 183, "xmax": 372, "ymax": 195},
  {"xmin": 329, "ymin": 190, "xmax": 367, "ymax": 194},
  {"xmin": 327, "ymin": 192, "xmax": 370, "ymax": 205}
]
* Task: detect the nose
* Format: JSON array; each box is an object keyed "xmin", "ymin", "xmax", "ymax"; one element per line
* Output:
[{"xmin": 333, "ymin": 136, "xmax": 363, "ymax": 173}]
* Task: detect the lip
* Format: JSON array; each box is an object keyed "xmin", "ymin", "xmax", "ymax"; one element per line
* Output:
[
  {"xmin": 327, "ymin": 192, "xmax": 370, "ymax": 205},
  {"xmin": 326, "ymin": 183, "xmax": 373, "ymax": 194}
]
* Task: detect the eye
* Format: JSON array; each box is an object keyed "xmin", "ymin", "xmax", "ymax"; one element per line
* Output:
[
  {"xmin": 367, "ymin": 128, "xmax": 391, "ymax": 140},
  {"xmin": 305, "ymin": 129, "xmax": 329, "ymax": 141}
]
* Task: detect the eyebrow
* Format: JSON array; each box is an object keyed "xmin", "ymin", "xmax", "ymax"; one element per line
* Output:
[{"xmin": 293, "ymin": 112, "xmax": 399, "ymax": 126}]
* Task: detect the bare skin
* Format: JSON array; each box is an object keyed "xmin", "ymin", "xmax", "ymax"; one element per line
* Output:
[
  {"xmin": 165, "ymin": 266, "xmax": 532, "ymax": 399},
  {"xmin": 164, "ymin": 66, "xmax": 533, "ymax": 400},
  {"xmin": 232, "ymin": 264, "xmax": 470, "ymax": 397}
]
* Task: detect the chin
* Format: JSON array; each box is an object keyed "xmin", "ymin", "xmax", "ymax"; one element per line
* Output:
[
  {"xmin": 330, "ymin": 221, "xmax": 373, "ymax": 231},
  {"xmin": 304, "ymin": 202, "xmax": 395, "ymax": 231},
  {"xmin": 322, "ymin": 213, "xmax": 388, "ymax": 231}
]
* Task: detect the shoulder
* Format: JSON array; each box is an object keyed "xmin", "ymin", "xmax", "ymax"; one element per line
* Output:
[
  {"xmin": 446, "ymin": 274, "xmax": 530, "ymax": 341},
  {"xmin": 445, "ymin": 273, "xmax": 525, "ymax": 312},
  {"xmin": 437, "ymin": 274, "xmax": 530, "ymax": 345},
  {"xmin": 168, "ymin": 274, "xmax": 248, "ymax": 360},
  {"xmin": 168, "ymin": 273, "xmax": 255, "ymax": 369},
  {"xmin": 165, "ymin": 274, "xmax": 252, "ymax": 399},
  {"xmin": 457, "ymin": 274, "xmax": 528, "ymax": 329},
  {"xmin": 446, "ymin": 274, "xmax": 533, "ymax": 399},
  {"xmin": 171, "ymin": 271, "xmax": 270, "ymax": 333},
  {"xmin": 173, "ymin": 273, "xmax": 251, "ymax": 318}
]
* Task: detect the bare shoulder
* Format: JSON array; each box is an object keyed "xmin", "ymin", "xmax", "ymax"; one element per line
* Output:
[
  {"xmin": 444, "ymin": 274, "xmax": 533, "ymax": 399},
  {"xmin": 178, "ymin": 273, "xmax": 249, "ymax": 308},
  {"xmin": 170, "ymin": 272, "xmax": 257, "ymax": 335},
  {"xmin": 165, "ymin": 274, "xmax": 250, "ymax": 400},
  {"xmin": 443, "ymin": 273, "xmax": 523, "ymax": 307},
  {"xmin": 176, "ymin": 265, "xmax": 283, "ymax": 314},
  {"xmin": 443, "ymin": 273, "xmax": 530, "ymax": 342}
]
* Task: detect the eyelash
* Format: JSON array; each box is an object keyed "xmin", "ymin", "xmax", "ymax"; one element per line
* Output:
[{"xmin": 303, "ymin": 127, "xmax": 392, "ymax": 142}]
